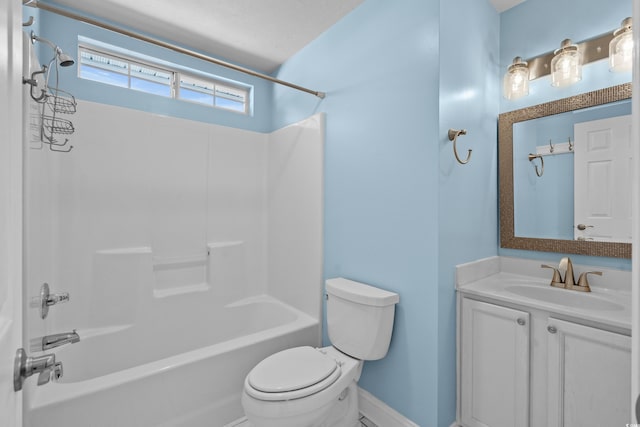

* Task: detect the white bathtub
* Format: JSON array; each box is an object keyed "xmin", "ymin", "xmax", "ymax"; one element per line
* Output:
[{"xmin": 25, "ymin": 296, "xmax": 319, "ymax": 427}]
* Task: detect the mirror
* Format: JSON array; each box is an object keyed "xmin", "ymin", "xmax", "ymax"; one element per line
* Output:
[{"xmin": 499, "ymin": 83, "xmax": 632, "ymax": 258}]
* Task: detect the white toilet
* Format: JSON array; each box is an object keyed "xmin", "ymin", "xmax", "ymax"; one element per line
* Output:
[{"xmin": 241, "ymin": 277, "xmax": 399, "ymax": 427}]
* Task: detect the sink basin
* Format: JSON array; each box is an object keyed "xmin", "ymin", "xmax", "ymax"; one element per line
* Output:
[{"xmin": 504, "ymin": 285, "xmax": 624, "ymax": 311}]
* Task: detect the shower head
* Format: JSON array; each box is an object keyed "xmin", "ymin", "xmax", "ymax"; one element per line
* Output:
[
  {"xmin": 31, "ymin": 31, "xmax": 75, "ymax": 67},
  {"xmin": 56, "ymin": 50, "xmax": 75, "ymax": 67}
]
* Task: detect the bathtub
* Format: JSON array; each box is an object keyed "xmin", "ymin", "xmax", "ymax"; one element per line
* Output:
[{"xmin": 25, "ymin": 296, "xmax": 319, "ymax": 427}]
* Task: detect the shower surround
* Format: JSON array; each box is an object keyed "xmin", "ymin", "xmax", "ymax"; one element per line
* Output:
[{"xmin": 23, "ymin": 100, "xmax": 324, "ymax": 426}]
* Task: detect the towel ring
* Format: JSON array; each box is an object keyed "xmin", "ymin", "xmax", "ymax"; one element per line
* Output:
[
  {"xmin": 448, "ymin": 129, "xmax": 471, "ymax": 165},
  {"xmin": 528, "ymin": 153, "xmax": 544, "ymax": 177}
]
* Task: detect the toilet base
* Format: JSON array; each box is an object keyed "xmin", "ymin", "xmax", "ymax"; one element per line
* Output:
[
  {"xmin": 243, "ymin": 382, "xmax": 360, "ymax": 427},
  {"xmin": 320, "ymin": 382, "xmax": 359, "ymax": 427}
]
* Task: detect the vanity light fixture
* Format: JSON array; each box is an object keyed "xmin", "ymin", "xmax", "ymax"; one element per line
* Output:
[
  {"xmin": 502, "ymin": 17, "xmax": 633, "ymax": 99},
  {"xmin": 551, "ymin": 39, "xmax": 582, "ymax": 87},
  {"xmin": 609, "ymin": 17, "xmax": 633, "ymax": 72},
  {"xmin": 503, "ymin": 57, "xmax": 529, "ymax": 100}
]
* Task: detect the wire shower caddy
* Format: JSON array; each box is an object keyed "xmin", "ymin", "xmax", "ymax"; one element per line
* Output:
[{"xmin": 22, "ymin": 32, "xmax": 77, "ymax": 153}]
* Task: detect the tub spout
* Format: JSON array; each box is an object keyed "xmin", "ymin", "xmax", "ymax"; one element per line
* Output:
[{"xmin": 42, "ymin": 330, "xmax": 80, "ymax": 350}]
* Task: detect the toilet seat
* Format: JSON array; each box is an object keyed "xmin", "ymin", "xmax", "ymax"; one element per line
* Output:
[{"xmin": 245, "ymin": 346, "xmax": 342, "ymax": 401}]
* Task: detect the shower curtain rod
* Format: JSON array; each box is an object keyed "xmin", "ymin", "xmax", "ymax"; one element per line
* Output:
[{"xmin": 23, "ymin": 1, "xmax": 326, "ymax": 99}]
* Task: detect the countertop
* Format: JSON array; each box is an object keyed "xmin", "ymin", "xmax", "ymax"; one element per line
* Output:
[{"xmin": 457, "ymin": 267, "xmax": 631, "ymax": 332}]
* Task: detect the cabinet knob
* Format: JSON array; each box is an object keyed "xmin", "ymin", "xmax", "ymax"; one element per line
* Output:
[
  {"xmin": 547, "ymin": 325, "xmax": 557, "ymax": 334},
  {"xmin": 517, "ymin": 318, "xmax": 526, "ymax": 326}
]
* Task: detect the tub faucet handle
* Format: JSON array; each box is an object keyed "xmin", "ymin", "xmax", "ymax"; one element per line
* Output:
[
  {"xmin": 37, "ymin": 368, "xmax": 52, "ymax": 386},
  {"xmin": 47, "ymin": 292, "xmax": 70, "ymax": 305},
  {"xmin": 39, "ymin": 283, "xmax": 70, "ymax": 319},
  {"xmin": 36, "ymin": 360, "xmax": 63, "ymax": 385},
  {"xmin": 14, "ymin": 348, "xmax": 58, "ymax": 391}
]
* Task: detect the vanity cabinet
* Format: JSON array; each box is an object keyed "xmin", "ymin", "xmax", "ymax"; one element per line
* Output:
[
  {"xmin": 458, "ymin": 296, "xmax": 631, "ymax": 427},
  {"xmin": 546, "ymin": 318, "xmax": 631, "ymax": 427},
  {"xmin": 460, "ymin": 298, "xmax": 530, "ymax": 427}
]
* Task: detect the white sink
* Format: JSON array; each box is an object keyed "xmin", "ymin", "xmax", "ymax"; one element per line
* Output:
[{"xmin": 504, "ymin": 285, "xmax": 624, "ymax": 311}]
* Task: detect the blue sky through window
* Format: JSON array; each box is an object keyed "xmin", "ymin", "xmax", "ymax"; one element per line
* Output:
[
  {"xmin": 79, "ymin": 65, "xmax": 128, "ymax": 88},
  {"xmin": 131, "ymin": 77, "xmax": 171, "ymax": 97}
]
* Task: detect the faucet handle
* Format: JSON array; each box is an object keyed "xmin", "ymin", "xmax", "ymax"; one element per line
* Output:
[
  {"xmin": 13, "ymin": 349, "xmax": 60, "ymax": 391},
  {"xmin": 541, "ymin": 264, "xmax": 564, "ymax": 288},
  {"xmin": 37, "ymin": 368, "xmax": 52, "ymax": 386},
  {"xmin": 36, "ymin": 361, "xmax": 63, "ymax": 385},
  {"xmin": 39, "ymin": 283, "xmax": 71, "ymax": 319},
  {"xmin": 31, "ymin": 353, "xmax": 56, "ymax": 386},
  {"xmin": 46, "ymin": 292, "xmax": 70, "ymax": 305},
  {"xmin": 575, "ymin": 271, "xmax": 602, "ymax": 292}
]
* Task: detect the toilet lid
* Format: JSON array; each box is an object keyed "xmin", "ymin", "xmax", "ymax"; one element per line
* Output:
[{"xmin": 248, "ymin": 346, "xmax": 338, "ymax": 394}]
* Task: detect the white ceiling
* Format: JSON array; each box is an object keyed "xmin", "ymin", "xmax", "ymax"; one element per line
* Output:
[
  {"xmin": 45, "ymin": 0, "xmax": 525, "ymax": 73},
  {"xmin": 489, "ymin": 0, "xmax": 526, "ymax": 13},
  {"xmin": 49, "ymin": 0, "xmax": 365, "ymax": 73}
]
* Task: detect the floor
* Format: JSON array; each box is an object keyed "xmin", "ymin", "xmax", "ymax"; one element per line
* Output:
[{"xmin": 227, "ymin": 414, "xmax": 377, "ymax": 427}]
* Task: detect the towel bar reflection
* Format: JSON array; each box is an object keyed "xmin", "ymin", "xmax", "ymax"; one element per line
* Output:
[
  {"xmin": 448, "ymin": 129, "xmax": 472, "ymax": 165},
  {"xmin": 528, "ymin": 153, "xmax": 544, "ymax": 177}
]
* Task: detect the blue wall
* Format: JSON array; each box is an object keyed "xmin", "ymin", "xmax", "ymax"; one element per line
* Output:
[
  {"xmin": 274, "ymin": 0, "xmax": 499, "ymax": 425},
  {"xmin": 274, "ymin": 0, "xmax": 441, "ymax": 425},
  {"xmin": 28, "ymin": 2, "xmax": 274, "ymax": 132},
  {"xmin": 499, "ymin": 0, "xmax": 633, "ymax": 270},
  {"xmin": 438, "ymin": 1, "xmax": 500, "ymax": 426}
]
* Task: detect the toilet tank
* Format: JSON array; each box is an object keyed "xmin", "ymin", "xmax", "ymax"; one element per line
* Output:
[{"xmin": 326, "ymin": 278, "xmax": 399, "ymax": 360}]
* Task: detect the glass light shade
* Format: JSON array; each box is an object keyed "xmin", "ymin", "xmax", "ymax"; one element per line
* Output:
[
  {"xmin": 551, "ymin": 39, "xmax": 582, "ymax": 87},
  {"xmin": 503, "ymin": 57, "xmax": 529, "ymax": 100},
  {"xmin": 609, "ymin": 18, "xmax": 633, "ymax": 72}
]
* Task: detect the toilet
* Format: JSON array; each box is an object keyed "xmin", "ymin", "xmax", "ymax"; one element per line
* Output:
[{"xmin": 241, "ymin": 277, "xmax": 399, "ymax": 427}]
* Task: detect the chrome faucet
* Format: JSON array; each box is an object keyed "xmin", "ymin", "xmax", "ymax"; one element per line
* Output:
[{"xmin": 42, "ymin": 329, "xmax": 80, "ymax": 350}]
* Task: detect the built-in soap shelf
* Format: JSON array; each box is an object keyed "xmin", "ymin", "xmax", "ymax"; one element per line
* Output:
[
  {"xmin": 153, "ymin": 282, "xmax": 210, "ymax": 298},
  {"xmin": 152, "ymin": 253, "xmax": 208, "ymax": 271},
  {"xmin": 152, "ymin": 252, "xmax": 209, "ymax": 298},
  {"xmin": 94, "ymin": 241, "xmax": 246, "ymax": 300}
]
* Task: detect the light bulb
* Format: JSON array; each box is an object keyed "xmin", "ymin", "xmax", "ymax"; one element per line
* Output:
[
  {"xmin": 503, "ymin": 57, "xmax": 529, "ymax": 100},
  {"xmin": 610, "ymin": 17, "xmax": 633, "ymax": 72},
  {"xmin": 551, "ymin": 39, "xmax": 582, "ymax": 87}
]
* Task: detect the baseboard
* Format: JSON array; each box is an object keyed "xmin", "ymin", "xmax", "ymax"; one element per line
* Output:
[
  {"xmin": 358, "ymin": 387, "xmax": 419, "ymax": 427},
  {"xmin": 227, "ymin": 388, "xmax": 423, "ymax": 427},
  {"xmin": 223, "ymin": 416, "xmax": 248, "ymax": 427}
]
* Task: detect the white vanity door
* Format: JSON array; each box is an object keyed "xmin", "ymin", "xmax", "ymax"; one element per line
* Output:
[
  {"xmin": 547, "ymin": 318, "xmax": 631, "ymax": 427},
  {"xmin": 461, "ymin": 298, "xmax": 530, "ymax": 427}
]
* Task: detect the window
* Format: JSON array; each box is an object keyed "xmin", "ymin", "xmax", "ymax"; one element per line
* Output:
[
  {"xmin": 78, "ymin": 45, "xmax": 251, "ymax": 114},
  {"xmin": 178, "ymin": 74, "xmax": 247, "ymax": 113}
]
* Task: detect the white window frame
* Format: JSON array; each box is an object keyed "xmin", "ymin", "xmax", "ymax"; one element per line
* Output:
[
  {"xmin": 177, "ymin": 72, "xmax": 249, "ymax": 114},
  {"xmin": 78, "ymin": 44, "xmax": 251, "ymax": 115}
]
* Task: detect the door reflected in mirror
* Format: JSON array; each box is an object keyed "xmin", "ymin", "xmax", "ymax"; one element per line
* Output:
[
  {"xmin": 513, "ymin": 98, "xmax": 631, "ymax": 243},
  {"xmin": 498, "ymin": 83, "xmax": 632, "ymax": 258}
]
